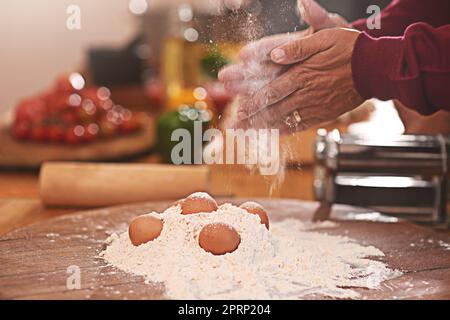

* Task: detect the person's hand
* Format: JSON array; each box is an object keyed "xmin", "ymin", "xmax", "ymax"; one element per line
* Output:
[
  {"xmin": 235, "ymin": 28, "xmax": 365, "ymax": 133},
  {"xmin": 218, "ymin": 0, "xmax": 349, "ymax": 97},
  {"xmin": 218, "ymin": 30, "xmax": 312, "ymax": 96}
]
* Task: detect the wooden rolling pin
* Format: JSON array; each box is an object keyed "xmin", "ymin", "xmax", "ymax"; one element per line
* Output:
[{"xmin": 40, "ymin": 162, "xmax": 211, "ymax": 207}]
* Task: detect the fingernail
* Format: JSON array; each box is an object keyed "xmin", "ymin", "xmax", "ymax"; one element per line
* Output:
[{"xmin": 271, "ymin": 49, "xmax": 285, "ymax": 62}]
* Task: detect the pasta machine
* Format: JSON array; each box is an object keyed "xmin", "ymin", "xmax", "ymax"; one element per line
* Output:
[{"xmin": 313, "ymin": 129, "xmax": 449, "ymax": 227}]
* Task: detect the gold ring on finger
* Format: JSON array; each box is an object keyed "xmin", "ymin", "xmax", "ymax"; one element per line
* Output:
[{"xmin": 292, "ymin": 110, "xmax": 302, "ymax": 124}]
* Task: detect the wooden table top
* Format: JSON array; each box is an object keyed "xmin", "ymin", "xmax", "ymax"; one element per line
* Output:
[
  {"xmin": 1, "ymin": 160, "xmax": 449, "ymax": 300},
  {"xmin": 0, "ymin": 199, "xmax": 449, "ymax": 300}
]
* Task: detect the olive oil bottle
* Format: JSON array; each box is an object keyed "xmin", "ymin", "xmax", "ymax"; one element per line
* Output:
[{"xmin": 162, "ymin": 5, "xmax": 202, "ymax": 110}]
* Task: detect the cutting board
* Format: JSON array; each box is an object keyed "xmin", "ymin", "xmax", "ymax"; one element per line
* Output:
[
  {"xmin": 0, "ymin": 114, "xmax": 156, "ymax": 169},
  {"xmin": 0, "ymin": 199, "xmax": 449, "ymax": 300}
]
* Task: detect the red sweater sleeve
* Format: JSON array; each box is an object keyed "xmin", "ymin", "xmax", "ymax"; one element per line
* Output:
[
  {"xmin": 352, "ymin": 23, "xmax": 450, "ymax": 115},
  {"xmin": 351, "ymin": 0, "xmax": 450, "ymax": 36}
]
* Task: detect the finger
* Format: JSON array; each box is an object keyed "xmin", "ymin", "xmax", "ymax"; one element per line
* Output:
[
  {"xmin": 233, "ymin": 96, "xmax": 274, "ymax": 129},
  {"xmin": 250, "ymin": 91, "xmax": 316, "ymax": 127},
  {"xmin": 273, "ymin": 106, "xmax": 324, "ymax": 134},
  {"xmin": 237, "ymin": 66, "xmax": 307, "ymax": 118},
  {"xmin": 234, "ymin": 86, "xmax": 324, "ymax": 134},
  {"xmin": 223, "ymin": 80, "xmax": 244, "ymax": 95},
  {"xmin": 233, "ymin": 106, "xmax": 313, "ymax": 133},
  {"xmin": 223, "ymin": 81, "xmax": 258, "ymax": 95},
  {"xmin": 270, "ymin": 30, "xmax": 332, "ymax": 65},
  {"xmin": 235, "ymin": 113, "xmax": 320, "ymax": 135},
  {"xmin": 298, "ymin": 0, "xmax": 348, "ymax": 30},
  {"xmin": 298, "ymin": 0, "xmax": 336, "ymax": 30},
  {"xmin": 240, "ymin": 61, "xmax": 286, "ymax": 81},
  {"xmin": 218, "ymin": 64, "xmax": 245, "ymax": 82},
  {"xmin": 239, "ymin": 31, "xmax": 307, "ymax": 63},
  {"xmin": 237, "ymin": 89, "xmax": 320, "ymax": 130},
  {"xmin": 233, "ymin": 112, "xmax": 275, "ymax": 131},
  {"xmin": 327, "ymin": 13, "xmax": 350, "ymax": 28},
  {"xmin": 225, "ymin": 78, "xmax": 279, "ymax": 98},
  {"xmin": 219, "ymin": 61, "xmax": 286, "ymax": 89},
  {"xmin": 235, "ymin": 95, "xmax": 253, "ymax": 120}
]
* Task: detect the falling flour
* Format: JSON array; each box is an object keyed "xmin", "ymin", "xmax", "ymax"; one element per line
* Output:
[{"xmin": 101, "ymin": 203, "xmax": 401, "ymax": 299}]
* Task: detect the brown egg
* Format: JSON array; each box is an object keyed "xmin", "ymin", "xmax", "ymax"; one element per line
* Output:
[
  {"xmin": 128, "ymin": 214, "xmax": 163, "ymax": 246},
  {"xmin": 198, "ymin": 223, "xmax": 241, "ymax": 255},
  {"xmin": 239, "ymin": 201, "xmax": 270, "ymax": 230},
  {"xmin": 180, "ymin": 192, "xmax": 218, "ymax": 215}
]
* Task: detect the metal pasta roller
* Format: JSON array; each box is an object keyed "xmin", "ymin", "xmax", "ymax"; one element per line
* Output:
[{"xmin": 313, "ymin": 129, "xmax": 449, "ymax": 227}]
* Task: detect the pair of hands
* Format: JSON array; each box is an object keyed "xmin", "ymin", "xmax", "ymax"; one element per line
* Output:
[{"xmin": 218, "ymin": 0, "xmax": 364, "ymax": 134}]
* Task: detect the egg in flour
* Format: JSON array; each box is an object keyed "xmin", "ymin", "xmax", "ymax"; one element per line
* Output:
[
  {"xmin": 198, "ymin": 223, "xmax": 241, "ymax": 255},
  {"xmin": 128, "ymin": 214, "xmax": 163, "ymax": 246},
  {"xmin": 240, "ymin": 201, "xmax": 270, "ymax": 230},
  {"xmin": 180, "ymin": 192, "xmax": 218, "ymax": 215}
]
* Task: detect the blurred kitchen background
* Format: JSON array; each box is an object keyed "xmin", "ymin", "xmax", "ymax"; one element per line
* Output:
[
  {"xmin": 0, "ymin": 0, "xmax": 449, "ymax": 229},
  {"xmin": 0, "ymin": 0, "xmax": 391, "ymax": 114}
]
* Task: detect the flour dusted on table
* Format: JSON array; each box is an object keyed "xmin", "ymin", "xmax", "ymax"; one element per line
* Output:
[{"xmin": 101, "ymin": 203, "xmax": 401, "ymax": 299}]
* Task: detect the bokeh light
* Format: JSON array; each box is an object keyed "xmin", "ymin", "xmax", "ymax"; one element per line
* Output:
[
  {"xmin": 129, "ymin": 0, "xmax": 148, "ymax": 15},
  {"xmin": 69, "ymin": 73, "xmax": 85, "ymax": 90},
  {"xmin": 87, "ymin": 123, "xmax": 99, "ymax": 135},
  {"xmin": 97, "ymin": 87, "xmax": 111, "ymax": 101},
  {"xmin": 193, "ymin": 87, "xmax": 207, "ymax": 100},
  {"xmin": 68, "ymin": 93, "xmax": 82, "ymax": 107},
  {"xmin": 194, "ymin": 101, "xmax": 208, "ymax": 110},
  {"xmin": 184, "ymin": 28, "xmax": 199, "ymax": 42},
  {"xmin": 178, "ymin": 4, "xmax": 193, "ymax": 22},
  {"xmin": 186, "ymin": 109, "xmax": 199, "ymax": 121},
  {"xmin": 82, "ymin": 99, "xmax": 96, "ymax": 115},
  {"xmin": 73, "ymin": 125, "xmax": 85, "ymax": 137}
]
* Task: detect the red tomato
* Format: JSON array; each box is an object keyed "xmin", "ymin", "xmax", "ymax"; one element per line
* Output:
[
  {"xmin": 13, "ymin": 121, "xmax": 31, "ymax": 140},
  {"xmin": 15, "ymin": 98, "xmax": 46, "ymax": 123},
  {"xmin": 47, "ymin": 126, "xmax": 65, "ymax": 143},
  {"xmin": 62, "ymin": 110, "xmax": 78, "ymax": 125},
  {"xmin": 15, "ymin": 104, "xmax": 31, "ymax": 123},
  {"xmin": 119, "ymin": 117, "xmax": 141, "ymax": 134},
  {"xmin": 47, "ymin": 92, "xmax": 70, "ymax": 112},
  {"xmin": 30, "ymin": 125, "xmax": 48, "ymax": 142},
  {"xmin": 64, "ymin": 127, "xmax": 82, "ymax": 144}
]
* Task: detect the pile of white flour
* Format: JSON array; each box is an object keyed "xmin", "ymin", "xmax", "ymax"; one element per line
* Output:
[{"xmin": 101, "ymin": 203, "xmax": 401, "ymax": 299}]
